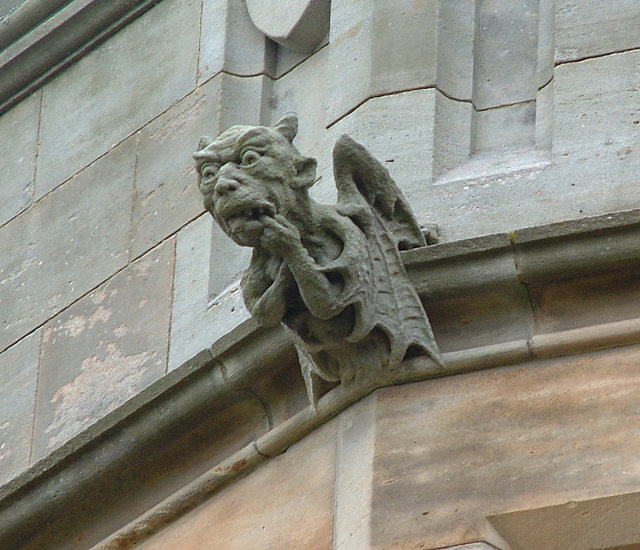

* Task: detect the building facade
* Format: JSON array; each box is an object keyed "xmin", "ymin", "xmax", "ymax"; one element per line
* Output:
[{"xmin": 1, "ymin": 1, "xmax": 640, "ymax": 548}]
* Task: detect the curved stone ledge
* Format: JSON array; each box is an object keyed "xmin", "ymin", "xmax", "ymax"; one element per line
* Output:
[
  {"xmin": 2, "ymin": 209, "xmax": 640, "ymax": 549},
  {"xmin": 0, "ymin": 0, "xmax": 163, "ymax": 115}
]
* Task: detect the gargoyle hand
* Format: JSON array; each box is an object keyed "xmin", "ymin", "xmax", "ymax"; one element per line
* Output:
[{"xmin": 259, "ymin": 214, "xmax": 302, "ymax": 257}]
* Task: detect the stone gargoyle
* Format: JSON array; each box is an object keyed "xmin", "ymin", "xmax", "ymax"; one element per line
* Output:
[{"xmin": 194, "ymin": 113, "xmax": 444, "ymax": 404}]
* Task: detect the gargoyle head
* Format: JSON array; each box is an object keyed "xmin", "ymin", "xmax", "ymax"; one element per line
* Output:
[{"xmin": 193, "ymin": 113, "xmax": 317, "ymax": 247}]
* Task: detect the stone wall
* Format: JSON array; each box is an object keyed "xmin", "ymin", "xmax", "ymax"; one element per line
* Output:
[{"xmin": 1, "ymin": 0, "xmax": 639, "ymax": 491}]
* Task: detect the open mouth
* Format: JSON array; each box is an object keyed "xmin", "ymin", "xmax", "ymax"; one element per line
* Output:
[{"xmin": 225, "ymin": 204, "xmax": 276, "ymax": 226}]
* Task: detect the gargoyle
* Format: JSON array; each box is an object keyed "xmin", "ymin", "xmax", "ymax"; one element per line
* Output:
[{"xmin": 194, "ymin": 113, "xmax": 444, "ymax": 404}]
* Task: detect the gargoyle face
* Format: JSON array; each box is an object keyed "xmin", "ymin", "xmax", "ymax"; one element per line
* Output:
[{"xmin": 194, "ymin": 114, "xmax": 317, "ymax": 247}]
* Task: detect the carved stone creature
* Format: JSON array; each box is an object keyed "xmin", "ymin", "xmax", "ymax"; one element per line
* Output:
[{"xmin": 194, "ymin": 114, "xmax": 443, "ymax": 404}]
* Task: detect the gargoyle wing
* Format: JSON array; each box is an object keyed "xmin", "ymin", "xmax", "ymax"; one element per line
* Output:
[
  {"xmin": 332, "ymin": 134, "xmax": 443, "ymax": 371},
  {"xmin": 333, "ymin": 134, "xmax": 426, "ymax": 251}
]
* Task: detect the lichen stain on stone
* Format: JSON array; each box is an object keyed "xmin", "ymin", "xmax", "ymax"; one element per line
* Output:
[
  {"xmin": 62, "ymin": 315, "xmax": 87, "ymax": 337},
  {"xmin": 91, "ymin": 288, "xmax": 109, "ymax": 305},
  {"xmin": 46, "ymin": 343, "xmax": 154, "ymax": 450},
  {"xmin": 88, "ymin": 305, "xmax": 113, "ymax": 329},
  {"xmin": 133, "ymin": 257, "xmax": 151, "ymax": 277},
  {"xmin": 42, "ymin": 326, "xmax": 54, "ymax": 345},
  {"xmin": 114, "ymin": 324, "xmax": 128, "ymax": 338}
]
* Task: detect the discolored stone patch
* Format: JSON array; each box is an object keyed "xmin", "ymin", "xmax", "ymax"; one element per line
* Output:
[
  {"xmin": 371, "ymin": 345, "xmax": 640, "ymax": 549},
  {"xmin": 32, "ymin": 239, "xmax": 175, "ymax": 462}
]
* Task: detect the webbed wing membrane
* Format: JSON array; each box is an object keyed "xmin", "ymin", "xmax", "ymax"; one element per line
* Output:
[
  {"xmin": 332, "ymin": 134, "xmax": 443, "ymax": 369},
  {"xmin": 333, "ymin": 134, "xmax": 426, "ymax": 251}
]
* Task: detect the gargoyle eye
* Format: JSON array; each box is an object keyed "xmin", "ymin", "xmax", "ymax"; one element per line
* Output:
[
  {"xmin": 201, "ymin": 163, "xmax": 220, "ymax": 179},
  {"xmin": 240, "ymin": 149, "xmax": 262, "ymax": 167}
]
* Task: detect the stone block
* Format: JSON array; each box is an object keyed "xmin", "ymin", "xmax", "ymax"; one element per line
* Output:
[
  {"xmin": 471, "ymin": 102, "xmax": 536, "ymax": 153},
  {"xmin": 327, "ymin": 0, "xmax": 437, "ymax": 125},
  {"xmin": 421, "ymin": 50, "xmax": 640, "ymax": 243},
  {"xmin": 0, "ymin": 330, "xmax": 39, "ymax": 485},
  {"xmin": 556, "ymin": 0, "xmax": 640, "ymax": 63},
  {"xmin": 272, "ymin": 46, "xmax": 328, "ymax": 162},
  {"xmin": 472, "ymin": 0, "xmax": 539, "ymax": 110},
  {"xmin": 32, "ymin": 239, "xmax": 175, "ymax": 462},
  {"xmin": 198, "ymin": 0, "xmax": 275, "ymax": 85},
  {"xmin": 537, "ymin": 0, "xmax": 556, "ymax": 89},
  {"xmin": 0, "ymin": 138, "xmax": 135, "ymax": 353},
  {"xmin": 275, "ymin": 33, "xmax": 328, "ymax": 78},
  {"xmin": 315, "ymin": 89, "xmax": 436, "ymax": 227},
  {"xmin": 132, "ymin": 74, "xmax": 269, "ymax": 259},
  {"xmin": 490, "ymin": 492, "xmax": 640, "ymax": 550},
  {"xmin": 553, "ymin": 50, "xmax": 640, "ymax": 161},
  {"xmin": 168, "ymin": 215, "xmax": 250, "ymax": 372},
  {"xmin": 534, "ymin": 80, "xmax": 554, "ymax": 151},
  {"xmin": 529, "ymin": 268, "xmax": 640, "ymax": 335},
  {"xmin": 0, "ymin": 90, "xmax": 40, "ymax": 227},
  {"xmin": 428, "ymin": 286, "xmax": 533, "ymax": 353},
  {"xmin": 333, "ymin": 394, "xmax": 376, "ymax": 550},
  {"xmin": 432, "ymin": 91, "xmax": 473, "ymax": 179},
  {"xmin": 370, "ymin": 345, "xmax": 640, "ymax": 549},
  {"xmin": 35, "ymin": 0, "xmax": 200, "ymax": 198},
  {"xmin": 435, "ymin": 0, "xmax": 475, "ymax": 101},
  {"xmin": 136, "ymin": 417, "xmax": 337, "ymax": 550}
]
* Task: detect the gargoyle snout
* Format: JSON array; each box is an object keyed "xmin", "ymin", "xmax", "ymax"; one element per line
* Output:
[{"xmin": 215, "ymin": 177, "xmax": 240, "ymax": 195}]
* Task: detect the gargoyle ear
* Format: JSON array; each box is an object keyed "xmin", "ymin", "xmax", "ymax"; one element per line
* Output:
[
  {"xmin": 293, "ymin": 156, "xmax": 317, "ymax": 189},
  {"xmin": 273, "ymin": 112, "xmax": 298, "ymax": 142},
  {"xmin": 197, "ymin": 136, "xmax": 213, "ymax": 150}
]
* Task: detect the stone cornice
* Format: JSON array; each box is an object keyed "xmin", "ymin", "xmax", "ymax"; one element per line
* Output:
[
  {"xmin": 2, "ymin": 209, "xmax": 640, "ymax": 549},
  {"xmin": 0, "ymin": 0, "xmax": 162, "ymax": 115}
]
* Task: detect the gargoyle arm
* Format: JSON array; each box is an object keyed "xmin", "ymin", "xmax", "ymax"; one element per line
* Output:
[
  {"xmin": 241, "ymin": 258, "xmax": 288, "ymax": 328},
  {"xmin": 260, "ymin": 214, "xmax": 347, "ymax": 321},
  {"xmin": 284, "ymin": 245, "xmax": 347, "ymax": 321}
]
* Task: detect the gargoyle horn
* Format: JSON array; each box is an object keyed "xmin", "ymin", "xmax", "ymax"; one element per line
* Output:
[{"xmin": 273, "ymin": 112, "xmax": 298, "ymax": 142}]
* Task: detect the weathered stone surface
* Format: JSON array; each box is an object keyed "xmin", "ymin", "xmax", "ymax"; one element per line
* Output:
[
  {"xmin": 428, "ymin": 286, "xmax": 533, "ymax": 353},
  {"xmin": 32, "ymin": 239, "xmax": 174, "ymax": 461},
  {"xmin": 132, "ymin": 74, "xmax": 268, "ymax": 259},
  {"xmin": 370, "ymin": 345, "xmax": 640, "ymax": 549},
  {"xmin": 0, "ymin": 138, "xmax": 135, "ymax": 353},
  {"xmin": 537, "ymin": 0, "xmax": 555, "ymax": 89},
  {"xmin": 445, "ymin": 545, "xmax": 501, "ymax": 550},
  {"xmin": 275, "ymin": 32, "xmax": 328, "ymax": 78},
  {"xmin": 333, "ymin": 394, "xmax": 376, "ymax": 550},
  {"xmin": 422, "ymin": 50, "xmax": 640, "ymax": 242},
  {"xmin": 0, "ymin": 90, "xmax": 39, "ymax": 227},
  {"xmin": 472, "ymin": 0, "xmax": 539, "ymax": 110},
  {"xmin": 272, "ymin": 46, "xmax": 328, "ymax": 163},
  {"xmin": 168, "ymin": 215, "xmax": 250, "ymax": 372},
  {"xmin": 136, "ymin": 417, "xmax": 337, "ymax": 550},
  {"xmin": 491, "ymin": 491, "xmax": 640, "ymax": 550},
  {"xmin": 432, "ymin": 90, "xmax": 474, "ymax": 179},
  {"xmin": 556, "ymin": 0, "xmax": 640, "ymax": 63},
  {"xmin": 246, "ymin": 0, "xmax": 330, "ymax": 53},
  {"xmin": 198, "ymin": 0, "xmax": 274, "ymax": 85},
  {"xmin": 0, "ymin": 330, "xmax": 39, "ymax": 486},
  {"xmin": 35, "ymin": 0, "xmax": 200, "ymax": 198},
  {"xmin": 529, "ymin": 269, "xmax": 640, "ymax": 335},
  {"xmin": 318, "ymin": 89, "xmax": 436, "ymax": 225},
  {"xmin": 327, "ymin": 0, "xmax": 437, "ymax": 124},
  {"xmin": 435, "ymin": 0, "xmax": 475, "ymax": 101},
  {"xmin": 471, "ymin": 102, "xmax": 536, "ymax": 153}
]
